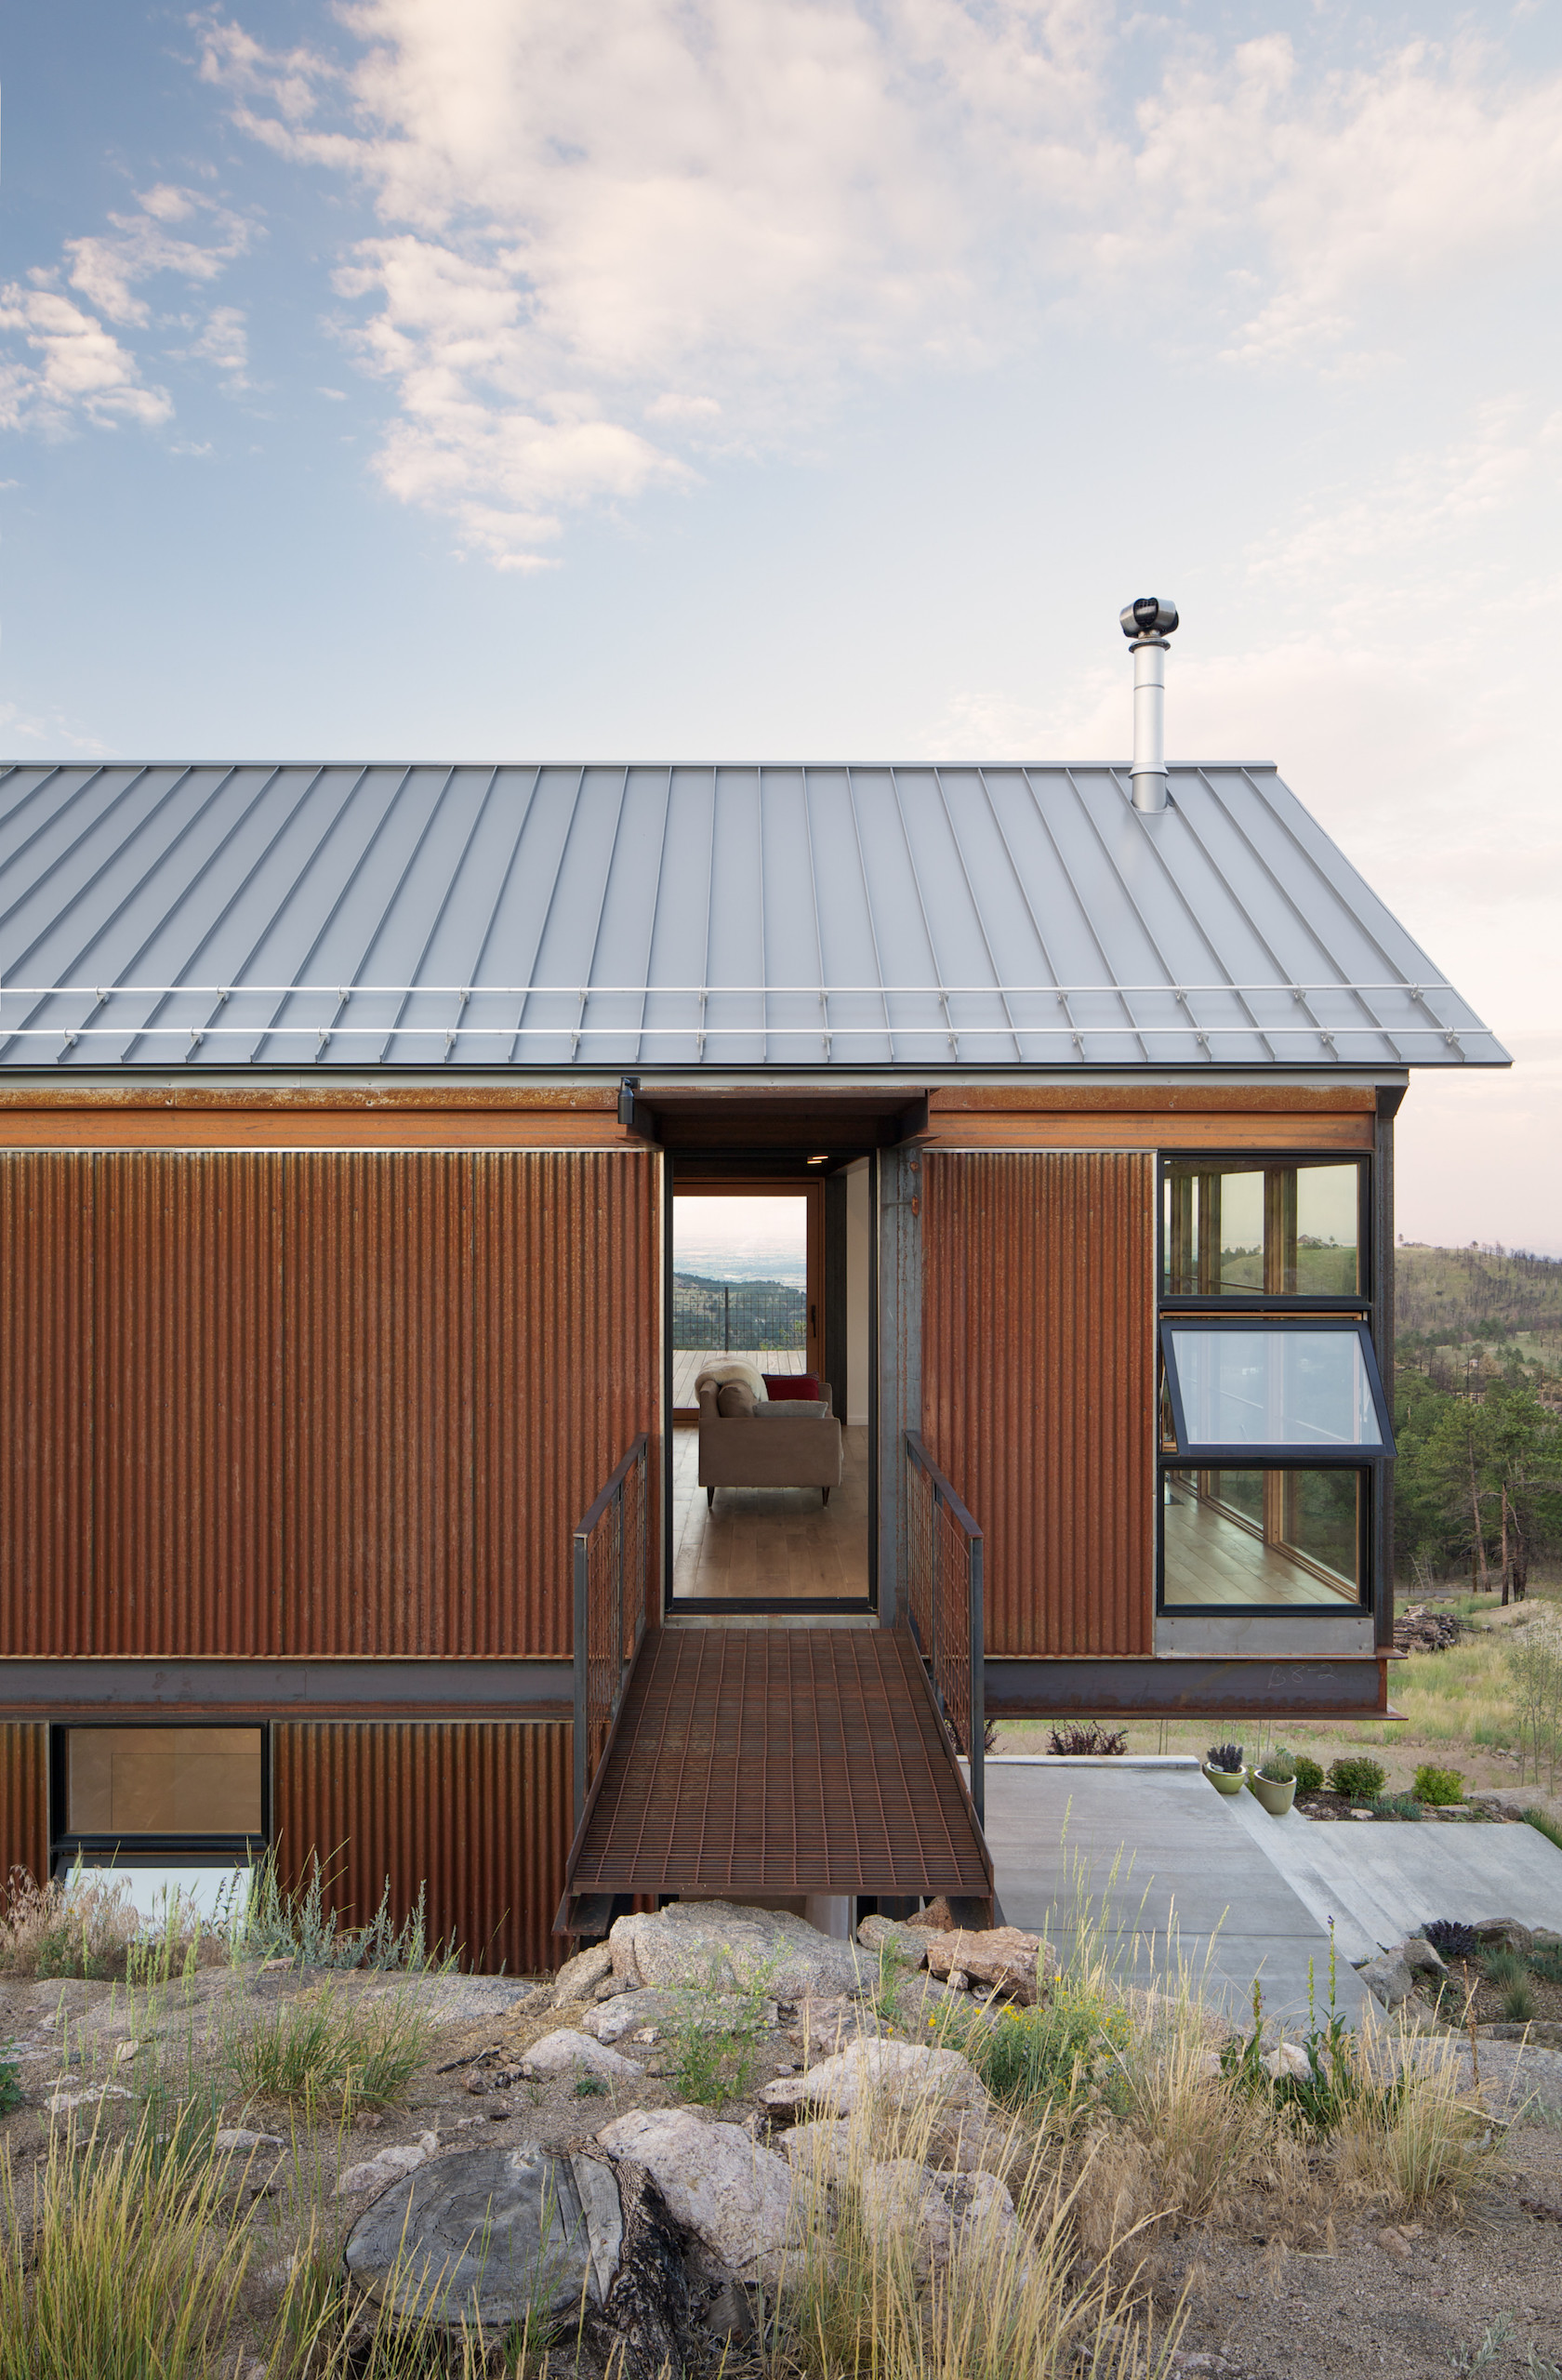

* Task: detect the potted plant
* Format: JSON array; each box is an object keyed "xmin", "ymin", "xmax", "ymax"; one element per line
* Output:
[
  {"xmin": 1202, "ymin": 1741, "xmax": 1247, "ymax": 1797},
  {"xmin": 1249, "ymin": 1747, "xmax": 1298, "ymax": 1817}
]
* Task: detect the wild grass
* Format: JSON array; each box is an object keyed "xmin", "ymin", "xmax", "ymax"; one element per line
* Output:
[
  {"xmin": 237, "ymin": 1847, "xmax": 457, "ymax": 1975},
  {"xmin": 772, "ymin": 2083, "xmax": 1186, "ymax": 2380},
  {"xmin": 0, "ymin": 2106, "xmax": 253, "ymax": 2380},
  {"xmin": 225, "ymin": 1980, "xmax": 440, "ymax": 2112},
  {"xmin": 0, "ymin": 1865, "xmax": 141, "ymax": 1981},
  {"xmin": 1526, "ymin": 1806, "xmax": 1562, "ymax": 1853}
]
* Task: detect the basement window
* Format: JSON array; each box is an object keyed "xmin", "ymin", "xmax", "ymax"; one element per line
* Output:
[
  {"xmin": 1158, "ymin": 1318, "xmax": 1392, "ymax": 1461},
  {"xmin": 53, "ymin": 1726, "xmax": 267, "ymax": 1869}
]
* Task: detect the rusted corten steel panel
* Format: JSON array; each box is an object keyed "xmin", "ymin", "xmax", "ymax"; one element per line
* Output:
[
  {"xmin": 96, "ymin": 1151, "xmax": 287, "ymax": 1656},
  {"xmin": 271, "ymin": 1722, "xmax": 570, "ymax": 1976},
  {"xmin": 0, "ymin": 1723, "xmax": 48, "ymax": 1884},
  {"xmin": 0, "ymin": 1156, "xmax": 95, "ymax": 1651},
  {"xmin": 0, "ymin": 1148, "xmax": 658, "ymax": 1659},
  {"xmin": 922, "ymin": 1150, "xmax": 1155, "ymax": 1658}
]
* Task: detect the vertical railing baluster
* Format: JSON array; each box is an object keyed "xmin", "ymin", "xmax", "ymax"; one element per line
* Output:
[{"xmin": 573, "ymin": 1526, "xmax": 589, "ymax": 1827}]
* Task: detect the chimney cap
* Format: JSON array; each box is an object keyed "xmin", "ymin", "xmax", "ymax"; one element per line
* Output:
[{"xmin": 1120, "ymin": 596, "xmax": 1179, "ymax": 641}]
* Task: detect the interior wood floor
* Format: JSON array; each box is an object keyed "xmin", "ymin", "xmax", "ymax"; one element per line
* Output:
[
  {"xmin": 671, "ymin": 1349, "xmax": 806, "ymax": 1407},
  {"xmin": 671, "ymin": 1420, "xmax": 871, "ymax": 1603},
  {"xmin": 1162, "ymin": 1491, "xmax": 1357, "ymax": 1606}
]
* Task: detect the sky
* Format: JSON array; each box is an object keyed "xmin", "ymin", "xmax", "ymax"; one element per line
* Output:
[
  {"xmin": 675, "ymin": 1197, "xmax": 809, "ymax": 1284},
  {"xmin": 2, "ymin": 2, "xmax": 1559, "ymax": 1249}
]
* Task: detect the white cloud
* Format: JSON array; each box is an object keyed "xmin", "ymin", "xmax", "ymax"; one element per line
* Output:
[
  {"xmin": 193, "ymin": 6, "xmax": 1562, "ymax": 565},
  {"xmin": 0, "ymin": 186, "xmax": 258, "ymax": 438},
  {"xmin": 182, "ymin": 304, "xmax": 252, "ymax": 387},
  {"xmin": 64, "ymin": 189, "xmax": 253, "ymax": 327},
  {"xmin": 0, "ymin": 287, "xmax": 173, "ymax": 433}
]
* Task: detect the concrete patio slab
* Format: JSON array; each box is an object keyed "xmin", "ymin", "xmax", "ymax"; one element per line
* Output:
[
  {"xmin": 1224, "ymin": 1791, "xmax": 1562, "ymax": 1961},
  {"xmin": 981, "ymin": 1757, "xmax": 1369, "ymax": 2028}
]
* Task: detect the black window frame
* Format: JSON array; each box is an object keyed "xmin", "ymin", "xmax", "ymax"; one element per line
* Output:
[
  {"xmin": 1158, "ymin": 1315, "xmax": 1395, "ymax": 1466},
  {"xmin": 1156, "ymin": 1151, "xmax": 1386, "ymax": 1621},
  {"xmin": 49, "ymin": 1722, "xmax": 271, "ymax": 1875},
  {"xmin": 1158, "ymin": 1152, "xmax": 1372, "ymax": 1312}
]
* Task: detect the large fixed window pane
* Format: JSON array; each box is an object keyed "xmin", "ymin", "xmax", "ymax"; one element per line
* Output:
[
  {"xmin": 1162, "ymin": 1161, "xmax": 1361, "ymax": 1297},
  {"xmin": 64, "ymin": 1728, "xmax": 263, "ymax": 1837},
  {"xmin": 1161, "ymin": 1321, "xmax": 1390, "ymax": 1456},
  {"xmin": 1162, "ymin": 1469, "xmax": 1363, "ymax": 1606}
]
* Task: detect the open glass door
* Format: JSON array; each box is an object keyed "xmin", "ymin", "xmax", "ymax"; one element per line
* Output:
[{"xmin": 668, "ymin": 1178, "xmax": 871, "ymax": 1608}]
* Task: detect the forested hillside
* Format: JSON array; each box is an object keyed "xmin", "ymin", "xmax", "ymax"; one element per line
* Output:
[
  {"xmin": 1394, "ymin": 1244, "xmax": 1562, "ymax": 1593},
  {"xmin": 1397, "ymin": 1242, "xmax": 1562, "ymax": 1364}
]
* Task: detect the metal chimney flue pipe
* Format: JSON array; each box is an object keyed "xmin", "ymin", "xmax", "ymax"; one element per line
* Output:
[{"xmin": 1119, "ymin": 596, "xmax": 1179, "ymax": 812}]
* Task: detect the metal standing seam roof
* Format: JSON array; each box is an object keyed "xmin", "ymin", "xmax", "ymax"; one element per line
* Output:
[{"xmin": 0, "ymin": 760, "xmax": 1507, "ymax": 1071}]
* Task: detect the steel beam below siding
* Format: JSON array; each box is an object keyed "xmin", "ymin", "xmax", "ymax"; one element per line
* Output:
[
  {"xmin": 0, "ymin": 1658, "xmax": 574, "ymax": 1718},
  {"xmin": 985, "ymin": 1658, "xmax": 1390, "ymax": 1717}
]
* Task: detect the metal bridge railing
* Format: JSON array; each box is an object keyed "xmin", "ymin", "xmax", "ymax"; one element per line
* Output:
[
  {"xmin": 571, "ymin": 1435, "xmax": 649, "ymax": 1828},
  {"xmin": 905, "ymin": 1432, "xmax": 986, "ymax": 1825}
]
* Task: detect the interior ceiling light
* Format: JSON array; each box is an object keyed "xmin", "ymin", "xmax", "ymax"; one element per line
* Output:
[{"xmin": 806, "ymin": 1153, "xmax": 829, "ymax": 1164}]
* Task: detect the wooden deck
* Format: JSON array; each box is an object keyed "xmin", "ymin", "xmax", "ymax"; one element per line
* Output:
[{"xmin": 564, "ymin": 1626, "xmax": 992, "ymax": 1912}]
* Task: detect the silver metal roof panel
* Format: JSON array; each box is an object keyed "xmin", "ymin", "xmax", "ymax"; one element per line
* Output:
[{"xmin": 0, "ymin": 760, "xmax": 1506, "ymax": 1070}]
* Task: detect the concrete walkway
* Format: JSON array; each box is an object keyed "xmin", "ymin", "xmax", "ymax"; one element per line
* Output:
[
  {"xmin": 982, "ymin": 1757, "xmax": 1369, "ymax": 2027},
  {"xmin": 1224, "ymin": 1791, "xmax": 1562, "ymax": 1963}
]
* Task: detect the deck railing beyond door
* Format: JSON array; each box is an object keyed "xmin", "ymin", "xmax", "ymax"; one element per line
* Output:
[
  {"xmin": 905, "ymin": 1433, "xmax": 986, "ymax": 1824},
  {"xmin": 572, "ymin": 1435, "xmax": 649, "ymax": 1827}
]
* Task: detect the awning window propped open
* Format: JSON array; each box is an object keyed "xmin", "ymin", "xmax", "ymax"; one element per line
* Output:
[{"xmin": 1159, "ymin": 1318, "xmax": 1393, "ymax": 1464}]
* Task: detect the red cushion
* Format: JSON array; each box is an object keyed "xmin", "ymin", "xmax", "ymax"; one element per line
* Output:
[{"xmin": 762, "ymin": 1372, "xmax": 821, "ymax": 1401}]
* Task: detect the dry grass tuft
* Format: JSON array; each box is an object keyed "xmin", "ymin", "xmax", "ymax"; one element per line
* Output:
[{"xmin": 0, "ymin": 2106, "xmax": 253, "ymax": 2380}]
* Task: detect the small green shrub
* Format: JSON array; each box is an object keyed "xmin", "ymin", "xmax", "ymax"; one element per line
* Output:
[
  {"xmin": 1292, "ymin": 1754, "xmax": 1325, "ymax": 1793},
  {"xmin": 667, "ymin": 2016, "xmax": 761, "ymax": 2106},
  {"xmin": 572, "ymin": 2074, "xmax": 607, "ymax": 2098},
  {"xmin": 1525, "ymin": 1806, "xmax": 1562, "ymax": 1854},
  {"xmin": 1372, "ymin": 1793, "xmax": 1425, "ymax": 1822},
  {"xmin": 1413, "ymin": 1765, "xmax": 1465, "ymax": 1806},
  {"xmin": 964, "ymin": 1984, "xmax": 1133, "ymax": 2113},
  {"xmin": 1500, "ymin": 1975, "xmax": 1537, "ymax": 2025},
  {"xmin": 0, "ymin": 2052, "xmax": 20, "ymax": 2117},
  {"xmin": 225, "ymin": 1982, "xmax": 436, "ymax": 2111},
  {"xmin": 1481, "ymin": 1946, "xmax": 1528, "ymax": 1990},
  {"xmin": 238, "ymin": 1849, "xmax": 456, "ymax": 1974},
  {"xmin": 1328, "ymin": 1755, "xmax": 1386, "ymax": 1802},
  {"xmin": 1257, "ymin": 1749, "xmax": 1298, "ymax": 1784}
]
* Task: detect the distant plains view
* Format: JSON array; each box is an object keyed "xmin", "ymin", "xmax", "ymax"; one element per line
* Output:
[{"xmin": 672, "ymin": 1195, "xmax": 807, "ymax": 1286}]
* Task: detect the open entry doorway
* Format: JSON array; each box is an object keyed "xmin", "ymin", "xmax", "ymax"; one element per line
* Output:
[{"xmin": 668, "ymin": 1165, "xmax": 874, "ymax": 1609}]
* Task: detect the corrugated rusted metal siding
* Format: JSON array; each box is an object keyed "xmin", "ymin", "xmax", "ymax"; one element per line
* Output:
[
  {"xmin": 0, "ymin": 1723, "xmax": 48, "ymax": 1884},
  {"xmin": 0, "ymin": 1156, "xmax": 95, "ymax": 1652},
  {"xmin": 0, "ymin": 1148, "xmax": 658, "ymax": 1658},
  {"xmin": 921, "ymin": 1151, "xmax": 1155, "ymax": 1657},
  {"xmin": 271, "ymin": 1722, "xmax": 571, "ymax": 1975},
  {"xmin": 96, "ymin": 1152, "xmax": 286, "ymax": 1655}
]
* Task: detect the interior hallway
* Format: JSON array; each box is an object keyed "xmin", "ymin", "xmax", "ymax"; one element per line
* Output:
[{"xmin": 671, "ymin": 1421, "xmax": 871, "ymax": 1602}]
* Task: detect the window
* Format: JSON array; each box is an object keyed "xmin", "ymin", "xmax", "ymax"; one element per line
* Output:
[
  {"xmin": 1158, "ymin": 1156, "xmax": 1386, "ymax": 1617},
  {"xmin": 1161, "ymin": 1468, "xmax": 1364, "ymax": 1607},
  {"xmin": 1159, "ymin": 1320, "xmax": 1389, "ymax": 1459},
  {"xmin": 55, "ymin": 1726, "xmax": 265, "ymax": 1855},
  {"xmin": 1162, "ymin": 1160, "xmax": 1362, "ymax": 1299}
]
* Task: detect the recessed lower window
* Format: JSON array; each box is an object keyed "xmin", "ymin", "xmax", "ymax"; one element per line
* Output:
[
  {"xmin": 63, "ymin": 1727, "xmax": 263, "ymax": 1839},
  {"xmin": 1162, "ymin": 1468, "xmax": 1363, "ymax": 1606}
]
